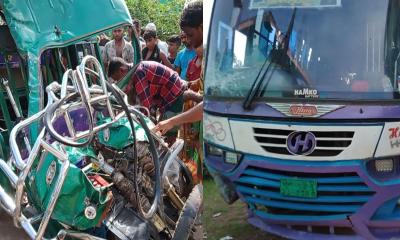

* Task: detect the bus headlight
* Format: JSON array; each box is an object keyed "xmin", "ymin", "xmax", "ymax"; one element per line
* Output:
[
  {"xmin": 366, "ymin": 158, "xmax": 399, "ymax": 181},
  {"xmin": 205, "ymin": 143, "xmax": 242, "ymax": 165},
  {"xmin": 206, "ymin": 144, "xmax": 224, "ymax": 157}
]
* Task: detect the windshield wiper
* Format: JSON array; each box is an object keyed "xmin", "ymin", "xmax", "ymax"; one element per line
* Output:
[
  {"xmin": 242, "ymin": 8, "xmax": 297, "ymax": 110},
  {"xmin": 242, "ymin": 53, "xmax": 274, "ymax": 110}
]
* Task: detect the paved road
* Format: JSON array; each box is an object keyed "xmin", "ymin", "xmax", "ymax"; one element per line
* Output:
[{"xmin": 0, "ymin": 209, "xmax": 29, "ymax": 240}]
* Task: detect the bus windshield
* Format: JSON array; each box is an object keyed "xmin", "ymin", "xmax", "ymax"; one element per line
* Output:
[{"xmin": 205, "ymin": 0, "xmax": 400, "ymax": 102}]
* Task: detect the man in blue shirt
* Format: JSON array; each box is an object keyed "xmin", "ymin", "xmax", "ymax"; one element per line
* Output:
[{"xmin": 174, "ymin": 32, "xmax": 196, "ymax": 80}]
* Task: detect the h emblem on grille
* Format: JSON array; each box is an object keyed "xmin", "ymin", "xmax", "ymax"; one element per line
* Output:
[{"xmin": 287, "ymin": 131, "xmax": 316, "ymax": 155}]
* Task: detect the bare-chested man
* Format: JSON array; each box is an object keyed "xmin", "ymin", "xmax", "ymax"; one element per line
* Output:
[{"xmin": 102, "ymin": 27, "xmax": 134, "ymax": 74}]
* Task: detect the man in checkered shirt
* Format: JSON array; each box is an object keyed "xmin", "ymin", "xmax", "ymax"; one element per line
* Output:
[{"xmin": 108, "ymin": 57, "xmax": 202, "ymax": 118}]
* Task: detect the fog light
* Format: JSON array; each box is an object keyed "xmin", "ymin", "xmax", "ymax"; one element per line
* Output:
[
  {"xmin": 225, "ymin": 151, "xmax": 240, "ymax": 164},
  {"xmin": 375, "ymin": 159, "xmax": 394, "ymax": 172},
  {"xmin": 366, "ymin": 158, "xmax": 399, "ymax": 182}
]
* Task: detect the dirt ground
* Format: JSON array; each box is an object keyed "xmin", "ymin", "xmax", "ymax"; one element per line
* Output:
[
  {"xmin": 0, "ymin": 209, "xmax": 29, "ymax": 240},
  {"xmin": 204, "ymin": 178, "xmax": 285, "ymax": 240}
]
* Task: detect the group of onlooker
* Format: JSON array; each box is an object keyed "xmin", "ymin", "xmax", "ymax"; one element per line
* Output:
[
  {"xmin": 102, "ymin": 1, "xmax": 204, "ymax": 183},
  {"xmin": 100, "ymin": 19, "xmax": 201, "ymax": 82}
]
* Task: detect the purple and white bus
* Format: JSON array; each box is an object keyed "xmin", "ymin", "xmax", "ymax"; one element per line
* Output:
[{"xmin": 204, "ymin": 0, "xmax": 400, "ymax": 239}]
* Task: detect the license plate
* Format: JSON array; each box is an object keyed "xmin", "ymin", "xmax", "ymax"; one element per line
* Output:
[{"xmin": 280, "ymin": 178, "xmax": 317, "ymax": 198}]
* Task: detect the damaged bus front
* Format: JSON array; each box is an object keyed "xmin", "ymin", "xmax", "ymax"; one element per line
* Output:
[{"xmin": 205, "ymin": 0, "xmax": 400, "ymax": 239}]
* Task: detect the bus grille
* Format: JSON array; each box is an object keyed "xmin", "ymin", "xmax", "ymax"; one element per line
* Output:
[
  {"xmin": 253, "ymin": 127, "xmax": 354, "ymax": 157},
  {"xmin": 236, "ymin": 166, "xmax": 374, "ymax": 221}
]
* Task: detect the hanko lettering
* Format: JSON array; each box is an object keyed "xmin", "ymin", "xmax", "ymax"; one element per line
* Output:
[{"xmin": 294, "ymin": 88, "xmax": 319, "ymax": 98}]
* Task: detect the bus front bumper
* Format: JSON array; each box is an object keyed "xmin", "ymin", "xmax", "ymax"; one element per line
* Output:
[{"xmin": 206, "ymin": 154, "xmax": 400, "ymax": 240}]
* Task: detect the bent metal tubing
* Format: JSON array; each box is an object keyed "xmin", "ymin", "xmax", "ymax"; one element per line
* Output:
[
  {"xmin": 2, "ymin": 61, "xmax": 126, "ymax": 239},
  {"xmin": 10, "ymin": 81, "xmax": 61, "ymax": 171},
  {"xmin": 79, "ymin": 55, "xmax": 115, "ymax": 120},
  {"xmin": 35, "ymin": 148, "xmax": 69, "ymax": 240},
  {"xmin": 0, "ymin": 157, "xmax": 105, "ymax": 240},
  {"xmin": 13, "ymin": 129, "xmax": 45, "ymax": 227},
  {"xmin": 9, "ymin": 109, "xmax": 47, "ymax": 170},
  {"xmin": 4, "ymin": 129, "xmax": 112, "ymax": 238},
  {"xmin": 8, "ymin": 115, "xmax": 98, "ymax": 240}
]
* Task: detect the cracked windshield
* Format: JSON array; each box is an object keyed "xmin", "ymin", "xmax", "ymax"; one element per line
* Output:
[{"xmin": 206, "ymin": 0, "xmax": 400, "ymax": 101}]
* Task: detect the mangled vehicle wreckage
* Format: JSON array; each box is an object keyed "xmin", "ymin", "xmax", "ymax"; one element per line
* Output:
[{"xmin": 0, "ymin": 1, "xmax": 201, "ymax": 239}]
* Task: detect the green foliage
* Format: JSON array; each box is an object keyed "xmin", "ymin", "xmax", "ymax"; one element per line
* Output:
[{"xmin": 125, "ymin": 0, "xmax": 185, "ymax": 40}]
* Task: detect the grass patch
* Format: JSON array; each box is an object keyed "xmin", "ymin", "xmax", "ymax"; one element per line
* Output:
[{"xmin": 203, "ymin": 178, "xmax": 283, "ymax": 240}]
